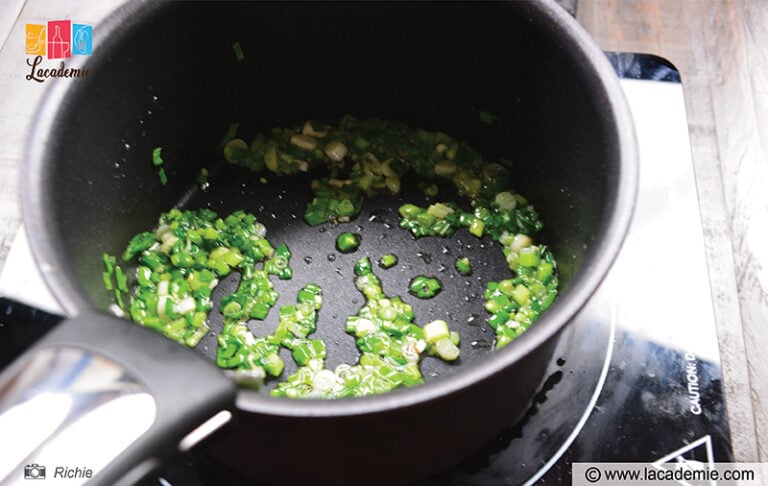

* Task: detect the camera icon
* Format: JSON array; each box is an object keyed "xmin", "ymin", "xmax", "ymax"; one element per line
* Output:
[{"xmin": 23, "ymin": 464, "xmax": 46, "ymax": 480}]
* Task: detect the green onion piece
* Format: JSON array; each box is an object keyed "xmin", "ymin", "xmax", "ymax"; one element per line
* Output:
[
  {"xmin": 336, "ymin": 232, "xmax": 361, "ymax": 253},
  {"xmin": 494, "ymin": 191, "xmax": 517, "ymax": 210},
  {"xmin": 114, "ymin": 289, "xmax": 126, "ymax": 311},
  {"xmin": 398, "ymin": 204, "xmax": 422, "ymax": 219},
  {"xmin": 336, "ymin": 199, "xmax": 355, "ymax": 217},
  {"xmin": 511, "ymin": 284, "xmax": 531, "ymax": 306},
  {"xmin": 123, "ymin": 232, "xmax": 156, "ymax": 261},
  {"xmin": 519, "ymin": 246, "xmax": 541, "ymax": 267},
  {"xmin": 232, "ymin": 41, "xmax": 245, "ymax": 62},
  {"xmin": 102, "ymin": 253, "xmax": 115, "ymax": 273},
  {"xmin": 158, "ymin": 167, "xmax": 168, "ymax": 186},
  {"xmin": 434, "ymin": 160, "xmax": 457, "ymax": 177},
  {"xmin": 354, "ymin": 256, "xmax": 372, "ymax": 276},
  {"xmin": 264, "ymin": 353, "xmax": 284, "ymax": 376},
  {"xmin": 303, "ymin": 209, "xmax": 326, "ymax": 226},
  {"xmin": 427, "ymin": 202, "xmax": 454, "ymax": 219},
  {"xmin": 114, "ymin": 266, "xmax": 128, "ymax": 293},
  {"xmin": 537, "ymin": 262, "xmax": 554, "ymax": 282},
  {"xmin": 423, "ymin": 320, "xmax": 450, "ymax": 344},
  {"xmin": 496, "ymin": 334, "xmax": 513, "ymax": 349},
  {"xmin": 378, "ymin": 254, "xmax": 398, "ymax": 269},
  {"xmin": 435, "ymin": 337, "xmax": 460, "ymax": 361},
  {"xmin": 224, "ymin": 138, "xmax": 249, "ymax": 164},
  {"xmin": 275, "ymin": 243, "xmax": 291, "ymax": 258},
  {"xmin": 498, "ymin": 279, "xmax": 515, "ymax": 297},
  {"xmin": 455, "ymin": 256, "xmax": 472, "ymax": 276},
  {"xmin": 102, "ymin": 253, "xmax": 116, "ymax": 291},
  {"xmin": 468, "ymin": 218, "xmax": 485, "ymax": 238},
  {"xmin": 450, "ymin": 331, "xmax": 460, "ymax": 346},
  {"xmin": 484, "ymin": 294, "xmax": 511, "ymax": 313},
  {"xmin": 408, "ymin": 275, "xmax": 442, "ymax": 299},
  {"xmin": 152, "ymin": 147, "xmax": 164, "ymax": 166},
  {"xmin": 103, "ymin": 271, "xmax": 113, "ymax": 290},
  {"xmin": 185, "ymin": 326, "xmax": 209, "ymax": 347}
]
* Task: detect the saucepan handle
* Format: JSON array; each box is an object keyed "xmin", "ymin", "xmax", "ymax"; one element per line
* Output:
[{"xmin": 0, "ymin": 312, "xmax": 237, "ymax": 485}]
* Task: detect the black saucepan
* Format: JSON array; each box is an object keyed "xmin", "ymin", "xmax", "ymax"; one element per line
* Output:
[{"xmin": 3, "ymin": 1, "xmax": 636, "ymax": 484}]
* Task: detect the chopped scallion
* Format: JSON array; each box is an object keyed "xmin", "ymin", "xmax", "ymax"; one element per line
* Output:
[
  {"xmin": 232, "ymin": 41, "xmax": 245, "ymax": 62},
  {"xmin": 152, "ymin": 147, "xmax": 164, "ymax": 166},
  {"xmin": 158, "ymin": 167, "xmax": 168, "ymax": 186},
  {"xmin": 336, "ymin": 232, "xmax": 361, "ymax": 253}
]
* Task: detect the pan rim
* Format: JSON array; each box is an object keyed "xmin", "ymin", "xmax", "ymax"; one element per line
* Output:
[{"xmin": 21, "ymin": 0, "xmax": 638, "ymax": 418}]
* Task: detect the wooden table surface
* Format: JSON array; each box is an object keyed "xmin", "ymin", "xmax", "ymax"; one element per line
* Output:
[{"xmin": 0, "ymin": 0, "xmax": 764, "ymax": 466}]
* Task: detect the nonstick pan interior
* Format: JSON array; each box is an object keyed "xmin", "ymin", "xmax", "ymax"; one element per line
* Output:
[{"xmin": 174, "ymin": 166, "xmax": 515, "ymax": 390}]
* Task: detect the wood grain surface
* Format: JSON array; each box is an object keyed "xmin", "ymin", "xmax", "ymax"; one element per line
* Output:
[{"xmin": 578, "ymin": 0, "xmax": 767, "ymax": 463}]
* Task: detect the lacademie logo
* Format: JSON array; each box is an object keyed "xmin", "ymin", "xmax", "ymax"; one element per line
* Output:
[{"xmin": 25, "ymin": 20, "xmax": 92, "ymax": 83}]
